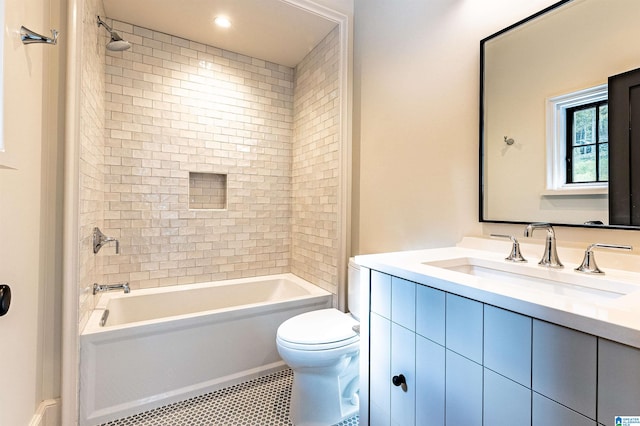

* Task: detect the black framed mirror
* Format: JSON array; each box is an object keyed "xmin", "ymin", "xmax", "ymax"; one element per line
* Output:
[{"xmin": 480, "ymin": 0, "xmax": 640, "ymax": 229}]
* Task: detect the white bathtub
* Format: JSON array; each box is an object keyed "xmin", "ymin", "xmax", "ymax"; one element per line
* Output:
[{"xmin": 79, "ymin": 273, "xmax": 332, "ymax": 426}]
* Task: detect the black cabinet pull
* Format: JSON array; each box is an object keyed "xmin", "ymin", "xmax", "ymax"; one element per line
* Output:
[{"xmin": 392, "ymin": 374, "xmax": 406, "ymax": 387}]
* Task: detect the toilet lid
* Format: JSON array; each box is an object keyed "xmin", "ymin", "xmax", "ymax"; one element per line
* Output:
[{"xmin": 277, "ymin": 308, "xmax": 359, "ymax": 347}]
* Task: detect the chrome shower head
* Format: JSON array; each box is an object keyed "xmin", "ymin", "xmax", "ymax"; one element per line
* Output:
[
  {"xmin": 107, "ymin": 38, "xmax": 131, "ymax": 52},
  {"xmin": 97, "ymin": 16, "xmax": 131, "ymax": 51}
]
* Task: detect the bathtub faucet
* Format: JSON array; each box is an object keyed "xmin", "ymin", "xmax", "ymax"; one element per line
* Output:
[{"xmin": 93, "ymin": 282, "xmax": 130, "ymax": 295}]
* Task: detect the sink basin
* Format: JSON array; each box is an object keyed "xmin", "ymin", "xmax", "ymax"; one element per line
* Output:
[{"xmin": 423, "ymin": 257, "xmax": 639, "ymax": 302}]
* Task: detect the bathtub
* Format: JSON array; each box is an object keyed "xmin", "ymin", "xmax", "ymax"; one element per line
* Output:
[{"xmin": 79, "ymin": 273, "xmax": 332, "ymax": 426}]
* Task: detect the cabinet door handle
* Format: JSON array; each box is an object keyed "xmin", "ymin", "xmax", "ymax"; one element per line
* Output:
[
  {"xmin": 392, "ymin": 374, "xmax": 407, "ymax": 391},
  {"xmin": 392, "ymin": 374, "xmax": 405, "ymax": 386}
]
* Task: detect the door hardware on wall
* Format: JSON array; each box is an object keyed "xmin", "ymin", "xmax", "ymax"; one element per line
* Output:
[{"xmin": 0, "ymin": 284, "xmax": 11, "ymax": 316}]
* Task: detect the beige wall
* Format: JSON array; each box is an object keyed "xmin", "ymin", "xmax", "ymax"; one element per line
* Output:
[
  {"xmin": 0, "ymin": 0, "xmax": 65, "ymax": 422},
  {"xmin": 353, "ymin": 0, "xmax": 561, "ymax": 254}
]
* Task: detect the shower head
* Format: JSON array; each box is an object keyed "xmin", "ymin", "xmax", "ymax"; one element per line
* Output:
[
  {"xmin": 97, "ymin": 16, "xmax": 131, "ymax": 51},
  {"xmin": 107, "ymin": 38, "xmax": 131, "ymax": 52}
]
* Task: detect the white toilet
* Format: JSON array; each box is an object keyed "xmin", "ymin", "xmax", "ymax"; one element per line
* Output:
[{"xmin": 276, "ymin": 260, "xmax": 361, "ymax": 426}]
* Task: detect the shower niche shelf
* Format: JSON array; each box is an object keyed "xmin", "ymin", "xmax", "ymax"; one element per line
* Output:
[{"xmin": 189, "ymin": 172, "xmax": 227, "ymax": 210}]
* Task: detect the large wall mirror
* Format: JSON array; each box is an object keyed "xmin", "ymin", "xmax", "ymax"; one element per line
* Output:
[{"xmin": 480, "ymin": 0, "xmax": 640, "ymax": 228}]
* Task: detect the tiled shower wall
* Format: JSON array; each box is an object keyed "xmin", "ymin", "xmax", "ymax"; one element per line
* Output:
[
  {"xmin": 78, "ymin": 18, "xmax": 340, "ymax": 325},
  {"xmin": 291, "ymin": 28, "xmax": 341, "ymax": 296},
  {"xmin": 78, "ymin": 0, "xmax": 106, "ymax": 330},
  {"xmin": 102, "ymin": 21, "xmax": 294, "ymax": 289}
]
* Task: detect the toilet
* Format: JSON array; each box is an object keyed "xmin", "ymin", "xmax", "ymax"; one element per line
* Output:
[{"xmin": 276, "ymin": 260, "xmax": 361, "ymax": 426}]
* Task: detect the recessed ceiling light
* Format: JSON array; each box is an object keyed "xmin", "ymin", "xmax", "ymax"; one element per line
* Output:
[{"xmin": 214, "ymin": 16, "xmax": 231, "ymax": 28}]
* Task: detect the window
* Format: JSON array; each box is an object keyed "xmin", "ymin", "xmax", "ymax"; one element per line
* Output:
[
  {"xmin": 545, "ymin": 84, "xmax": 608, "ymax": 194},
  {"xmin": 566, "ymin": 101, "xmax": 608, "ymax": 184}
]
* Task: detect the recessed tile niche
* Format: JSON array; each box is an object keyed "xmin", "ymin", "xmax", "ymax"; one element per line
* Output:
[{"xmin": 189, "ymin": 172, "xmax": 227, "ymax": 210}]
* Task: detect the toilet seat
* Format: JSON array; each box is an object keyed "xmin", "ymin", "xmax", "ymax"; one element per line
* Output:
[{"xmin": 277, "ymin": 308, "xmax": 359, "ymax": 351}]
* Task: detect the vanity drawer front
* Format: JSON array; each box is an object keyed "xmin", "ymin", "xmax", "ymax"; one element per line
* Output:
[
  {"xmin": 446, "ymin": 294, "xmax": 483, "ymax": 363},
  {"xmin": 484, "ymin": 305, "xmax": 532, "ymax": 387},
  {"xmin": 484, "ymin": 368, "xmax": 531, "ymax": 426},
  {"xmin": 532, "ymin": 320, "xmax": 597, "ymax": 420},
  {"xmin": 371, "ymin": 271, "xmax": 392, "ymax": 319},
  {"xmin": 416, "ymin": 284, "xmax": 445, "ymax": 345},
  {"xmin": 415, "ymin": 335, "xmax": 445, "ymax": 426},
  {"xmin": 445, "ymin": 350, "xmax": 482, "ymax": 426},
  {"xmin": 391, "ymin": 277, "xmax": 416, "ymax": 331},
  {"xmin": 598, "ymin": 339, "xmax": 640, "ymax": 425},
  {"xmin": 391, "ymin": 323, "xmax": 415, "ymax": 426},
  {"xmin": 370, "ymin": 312, "xmax": 391, "ymax": 426},
  {"xmin": 533, "ymin": 393, "xmax": 596, "ymax": 426}
]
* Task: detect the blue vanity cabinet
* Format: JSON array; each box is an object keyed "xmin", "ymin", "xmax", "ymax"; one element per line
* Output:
[
  {"xmin": 390, "ymin": 277, "xmax": 416, "ymax": 426},
  {"xmin": 445, "ymin": 349, "xmax": 483, "ymax": 426},
  {"xmin": 483, "ymin": 306, "xmax": 532, "ymax": 425},
  {"xmin": 532, "ymin": 320, "xmax": 597, "ymax": 420},
  {"xmin": 370, "ymin": 270, "xmax": 392, "ymax": 426},
  {"xmin": 532, "ymin": 393, "xmax": 596, "ymax": 426},
  {"xmin": 369, "ymin": 273, "xmax": 418, "ymax": 426},
  {"xmin": 369, "ymin": 312, "xmax": 391, "ymax": 426},
  {"xmin": 391, "ymin": 323, "xmax": 415, "ymax": 426},
  {"xmin": 415, "ymin": 284, "xmax": 445, "ymax": 426},
  {"xmin": 445, "ymin": 294, "xmax": 483, "ymax": 364},
  {"xmin": 361, "ymin": 267, "xmax": 634, "ymax": 426},
  {"xmin": 415, "ymin": 335, "xmax": 445, "ymax": 426},
  {"xmin": 597, "ymin": 339, "xmax": 640, "ymax": 425},
  {"xmin": 484, "ymin": 368, "xmax": 531, "ymax": 426},
  {"xmin": 444, "ymin": 294, "xmax": 483, "ymax": 425},
  {"xmin": 371, "ymin": 270, "xmax": 391, "ymax": 319}
]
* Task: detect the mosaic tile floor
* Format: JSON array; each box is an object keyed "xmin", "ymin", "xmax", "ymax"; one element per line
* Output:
[{"xmin": 100, "ymin": 369, "xmax": 359, "ymax": 426}]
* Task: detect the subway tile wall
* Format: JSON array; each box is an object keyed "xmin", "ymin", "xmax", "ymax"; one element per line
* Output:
[
  {"xmin": 89, "ymin": 20, "xmax": 340, "ymax": 295},
  {"xmin": 188, "ymin": 172, "xmax": 227, "ymax": 210},
  {"xmin": 291, "ymin": 28, "xmax": 341, "ymax": 297},
  {"xmin": 78, "ymin": 0, "xmax": 107, "ymax": 330}
]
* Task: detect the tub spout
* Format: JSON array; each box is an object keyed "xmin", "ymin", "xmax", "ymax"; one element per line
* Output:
[{"xmin": 93, "ymin": 282, "xmax": 130, "ymax": 295}]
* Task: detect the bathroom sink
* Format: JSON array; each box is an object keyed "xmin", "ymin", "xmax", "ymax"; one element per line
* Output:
[{"xmin": 423, "ymin": 257, "xmax": 640, "ymax": 302}]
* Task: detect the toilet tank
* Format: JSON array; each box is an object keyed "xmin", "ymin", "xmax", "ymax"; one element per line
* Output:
[{"xmin": 347, "ymin": 258, "xmax": 361, "ymax": 320}]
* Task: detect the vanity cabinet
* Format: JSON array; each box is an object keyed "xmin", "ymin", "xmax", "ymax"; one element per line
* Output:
[
  {"xmin": 415, "ymin": 335, "xmax": 444, "ymax": 426},
  {"xmin": 532, "ymin": 319, "xmax": 597, "ymax": 419},
  {"xmin": 484, "ymin": 368, "xmax": 531, "ymax": 426},
  {"xmin": 370, "ymin": 271, "xmax": 418, "ymax": 426},
  {"xmin": 363, "ymin": 268, "xmax": 637, "ymax": 426},
  {"xmin": 445, "ymin": 349, "xmax": 482, "ymax": 425},
  {"xmin": 598, "ymin": 339, "xmax": 640, "ymax": 424}
]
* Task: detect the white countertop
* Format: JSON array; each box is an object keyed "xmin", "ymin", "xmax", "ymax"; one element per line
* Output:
[{"xmin": 355, "ymin": 237, "xmax": 640, "ymax": 349}]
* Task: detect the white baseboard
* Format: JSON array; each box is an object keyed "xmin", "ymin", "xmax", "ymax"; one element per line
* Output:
[{"xmin": 29, "ymin": 399, "xmax": 60, "ymax": 426}]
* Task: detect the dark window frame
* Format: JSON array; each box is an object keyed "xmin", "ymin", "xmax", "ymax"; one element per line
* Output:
[{"xmin": 565, "ymin": 100, "xmax": 608, "ymax": 184}]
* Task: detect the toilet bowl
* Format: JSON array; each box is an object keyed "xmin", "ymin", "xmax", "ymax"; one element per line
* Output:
[
  {"xmin": 277, "ymin": 308, "xmax": 359, "ymax": 426},
  {"xmin": 276, "ymin": 260, "xmax": 361, "ymax": 426}
]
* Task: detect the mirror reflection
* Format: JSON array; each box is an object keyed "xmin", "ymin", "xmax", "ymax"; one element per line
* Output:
[{"xmin": 481, "ymin": 0, "xmax": 640, "ymax": 227}]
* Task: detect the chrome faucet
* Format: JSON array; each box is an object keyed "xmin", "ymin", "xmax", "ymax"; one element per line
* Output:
[
  {"xmin": 490, "ymin": 234, "xmax": 527, "ymax": 262},
  {"xmin": 575, "ymin": 243, "xmax": 632, "ymax": 274},
  {"xmin": 93, "ymin": 282, "xmax": 130, "ymax": 295},
  {"xmin": 93, "ymin": 227, "xmax": 119, "ymax": 254},
  {"xmin": 524, "ymin": 223, "xmax": 563, "ymax": 268}
]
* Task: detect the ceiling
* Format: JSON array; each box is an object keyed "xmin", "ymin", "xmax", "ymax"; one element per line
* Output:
[{"xmin": 103, "ymin": 0, "xmax": 338, "ymax": 68}]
